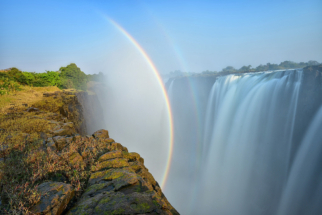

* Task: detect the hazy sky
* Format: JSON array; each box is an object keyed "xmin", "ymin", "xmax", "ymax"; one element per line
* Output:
[{"xmin": 0, "ymin": 0, "xmax": 321, "ymax": 74}]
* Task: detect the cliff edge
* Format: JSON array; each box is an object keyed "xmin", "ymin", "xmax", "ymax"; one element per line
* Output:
[{"xmin": 0, "ymin": 89, "xmax": 179, "ymax": 214}]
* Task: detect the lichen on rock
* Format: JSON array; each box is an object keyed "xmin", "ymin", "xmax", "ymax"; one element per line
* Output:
[
  {"xmin": 30, "ymin": 182, "xmax": 75, "ymax": 215},
  {"xmin": 0, "ymin": 88, "xmax": 179, "ymax": 215}
]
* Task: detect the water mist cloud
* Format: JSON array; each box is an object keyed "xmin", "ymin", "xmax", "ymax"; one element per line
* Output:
[{"xmin": 89, "ymin": 43, "xmax": 171, "ymax": 185}]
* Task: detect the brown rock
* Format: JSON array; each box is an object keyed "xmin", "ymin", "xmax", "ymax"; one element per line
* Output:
[
  {"xmin": 98, "ymin": 151, "xmax": 123, "ymax": 162},
  {"xmin": 68, "ymin": 152, "xmax": 85, "ymax": 167},
  {"xmin": 92, "ymin": 129, "xmax": 109, "ymax": 138},
  {"xmin": 53, "ymin": 136, "xmax": 67, "ymax": 150},
  {"xmin": 88, "ymin": 167, "xmax": 138, "ymax": 187},
  {"xmin": 52, "ymin": 128, "xmax": 74, "ymax": 136},
  {"xmin": 91, "ymin": 158, "xmax": 129, "ymax": 172},
  {"xmin": 72, "ymin": 134, "xmax": 81, "ymax": 142},
  {"xmin": 66, "ymin": 136, "xmax": 73, "ymax": 144},
  {"xmin": 26, "ymin": 107, "xmax": 39, "ymax": 112},
  {"xmin": 62, "ymin": 122, "xmax": 74, "ymax": 129},
  {"xmin": 109, "ymin": 142, "xmax": 124, "ymax": 151},
  {"xmin": 47, "ymin": 137, "xmax": 57, "ymax": 151},
  {"xmin": 30, "ymin": 182, "xmax": 74, "ymax": 215},
  {"xmin": 123, "ymin": 151, "xmax": 144, "ymax": 164}
]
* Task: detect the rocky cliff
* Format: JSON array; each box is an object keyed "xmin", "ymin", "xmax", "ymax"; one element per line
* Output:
[
  {"xmin": 0, "ymin": 89, "xmax": 179, "ymax": 214},
  {"xmin": 32, "ymin": 129, "xmax": 178, "ymax": 215}
]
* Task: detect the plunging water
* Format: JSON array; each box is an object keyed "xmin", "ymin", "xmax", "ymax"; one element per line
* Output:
[
  {"xmin": 199, "ymin": 70, "xmax": 302, "ymax": 214},
  {"xmin": 166, "ymin": 69, "xmax": 322, "ymax": 214}
]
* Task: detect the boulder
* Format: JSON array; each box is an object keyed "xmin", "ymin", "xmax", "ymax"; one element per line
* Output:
[
  {"xmin": 92, "ymin": 129, "xmax": 109, "ymax": 138},
  {"xmin": 108, "ymin": 142, "xmax": 124, "ymax": 151},
  {"xmin": 47, "ymin": 137, "xmax": 57, "ymax": 151},
  {"xmin": 69, "ymin": 191, "xmax": 161, "ymax": 215},
  {"xmin": 62, "ymin": 122, "xmax": 74, "ymax": 129},
  {"xmin": 68, "ymin": 152, "xmax": 85, "ymax": 167},
  {"xmin": 66, "ymin": 136, "xmax": 73, "ymax": 144},
  {"xmin": 53, "ymin": 136, "xmax": 67, "ymax": 150},
  {"xmin": 72, "ymin": 134, "xmax": 82, "ymax": 142},
  {"xmin": 91, "ymin": 158, "xmax": 129, "ymax": 172},
  {"xmin": 30, "ymin": 182, "xmax": 74, "ymax": 215},
  {"xmin": 88, "ymin": 167, "xmax": 138, "ymax": 187},
  {"xmin": 122, "ymin": 151, "xmax": 144, "ymax": 164},
  {"xmin": 52, "ymin": 128, "xmax": 74, "ymax": 136},
  {"xmin": 51, "ymin": 122, "xmax": 75, "ymax": 136},
  {"xmin": 98, "ymin": 151, "xmax": 123, "ymax": 162},
  {"xmin": 26, "ymin": 107, "xmax": 39, "ymax": 112}
]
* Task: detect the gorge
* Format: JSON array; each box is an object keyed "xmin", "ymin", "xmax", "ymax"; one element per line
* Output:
[
  {"xmin": 1, "ymin": 65, "xmax": 321, "ymax": 214},
  {"xmin": 163, "ymin": 65, "xmax": 322, "ymax": 214}
]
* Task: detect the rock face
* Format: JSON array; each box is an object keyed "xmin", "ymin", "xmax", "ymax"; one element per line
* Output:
[
  {"xmin": 32, "ymin": 129, "xmax": 179, "ymax": 215},
  {"xmin": 67, "ymin": 130, "xmax": 179, "ymax": 215},
  {"xmin": 0, "ymin": 89, "xmax": 179, "ymax": 214},
  {"xmin": 93, "ymin": 129, "xmax": 109, "ymax": 139},
  {"xmin": 30, "ymin": 182, "xmax": 75, "ymax": 215},
  {"xmin": 76, "ymin": 90, "xmax": 107, "ymax": 135}
]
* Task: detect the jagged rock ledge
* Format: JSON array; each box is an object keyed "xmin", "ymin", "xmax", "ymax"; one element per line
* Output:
[
  {"xmin": 30, "ymin": 129, "xmax": 179, "ymax": 215},
  {"xmin": 0, "ymin": 88, "xmax": 179, "ymax": 214}
]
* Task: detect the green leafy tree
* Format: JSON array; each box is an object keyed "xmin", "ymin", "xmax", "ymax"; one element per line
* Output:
[
  {"xmin": 222, "ymin": 66, "xmax": 236, "ymax": 73},
  {"xmin": 266, "ymin": 63, "xmax": 280, "ymax": 70},
  {"xmin": 239, "ymin": 65, "xmax": 252, "ymax": 72},
  {"xmin": 59, "ymin": 63, "xmax": 87, "ymax": 90},
  {"xmin": 87, "ymin": 72, "xmax": 105, "ymax": 83}
]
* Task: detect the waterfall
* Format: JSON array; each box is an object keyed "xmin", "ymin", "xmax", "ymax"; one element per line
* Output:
[
  {"xmin": 166, "ymin": 69, "xmax": 322, "ymax": 214},
  {"xmin": 196, "ymin": 70, "xmax": 303, "ymax": 214},
  {"xmin": 277, "ymin": 105, "xmax": 322, "ymax": 215}
]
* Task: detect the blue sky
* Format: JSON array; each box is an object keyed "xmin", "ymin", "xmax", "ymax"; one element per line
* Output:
[{"xmin": 0, "ymin": 0, "xmax": 321, "ymax": 74}]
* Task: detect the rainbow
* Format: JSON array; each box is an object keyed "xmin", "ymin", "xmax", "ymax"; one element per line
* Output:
[
  {"xmin": 148, "ymin": 14, "xmax": 204, "ymax": 174},
  {"xmin": 103, "ymin": 16, "xmax": 174, "ymax": 189}
]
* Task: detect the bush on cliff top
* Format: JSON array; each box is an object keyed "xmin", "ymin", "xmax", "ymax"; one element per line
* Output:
[{"xmin": 0, "ymin": 63, "xmax": 105, "ymax": 93}]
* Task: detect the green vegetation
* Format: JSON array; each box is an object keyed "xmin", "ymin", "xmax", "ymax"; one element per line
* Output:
[
  {"xmin": 208, "ymin": 60, "xmax": 321, "ymax": 74},
  {"xmin": 59, "ymin": 63, "xmax": 87, "ymax": 90},
  {"xmin": 0, "ymin": 63, "xmax": 105, "ymax": 94},
  {"xmin": 170, "ymin": 60, "xmax": 321, "ymax": 77}
]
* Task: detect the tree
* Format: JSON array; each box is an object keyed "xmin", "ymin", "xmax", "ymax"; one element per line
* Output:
[
  {"xmin": 222, "ymin": 66, "xmax": 236, "ymax": 73},
  {"xmin": 266, "ymin": 63, "xmax": 280, "ymax": 70},
  {"xmin": 307, "ymin": 60, "xmax": 320, "ymax": 66},
  {"xmin": 59, "ymin": 63, "xmax": 87, "ymax": 90},
  {"xmin": 239, "ymin": 65, "xmax": 252, "ymax": 72}
]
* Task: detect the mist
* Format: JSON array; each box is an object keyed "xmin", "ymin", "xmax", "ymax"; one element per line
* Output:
[
  {"xmin": 1, "ymin": 0, "xmax": 322, "ymax": 214},
  {"xmin": 86, "ymin": 44, "xmax": 171, "ymax": 183}
]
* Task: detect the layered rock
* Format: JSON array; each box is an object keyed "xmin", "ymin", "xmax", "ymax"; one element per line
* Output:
[
  {"xmin": 30, "ymin": 182, "xmax": 75, "ymax": 215},
  {"xmin": 31, "ymin": 129, "xmax": 179, "ymax": 215},
  {"xmin": 0, "ymin": 89, "xmax": 179, "ymax": 214}
]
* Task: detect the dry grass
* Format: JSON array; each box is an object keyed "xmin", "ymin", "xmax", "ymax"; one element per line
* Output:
[
  {"xmin": 0, "ymin": 87, "xmax": 111, "ymax": 214},
  {"xmin": 0, "ymin": 86, "xmax": 60, "ymax": 113}
]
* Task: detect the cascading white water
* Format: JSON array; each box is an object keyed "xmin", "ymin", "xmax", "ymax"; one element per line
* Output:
[
  {"xmin": 277, "ymin": 105, "xmax": 322, "ymax": 215},
  {"xmin": 196, "ymin": 70, "xmax": 303, "ymax": 214},
  {"xmin": 167, "ymin": 79, "xmax": 175, "ymax": 101}
]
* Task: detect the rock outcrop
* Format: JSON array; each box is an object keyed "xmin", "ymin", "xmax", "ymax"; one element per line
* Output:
[
  {"xmin": 67, "ymin": 130, "xmax": 178, "ymax": 215},
  {"xmin": 30, "ymin": 182, "xmax": 75, "ymax": 215},
  {"xmin": 0, "ymin": 89, "xmax": 179, "ymax": 214},
  {"xmin": 76, "ymin": 90, "xmax": 107, "ymax": 135},
  {"xmin": 31, "ymin": 129, "xmax": 179, "ymax": 215}
]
